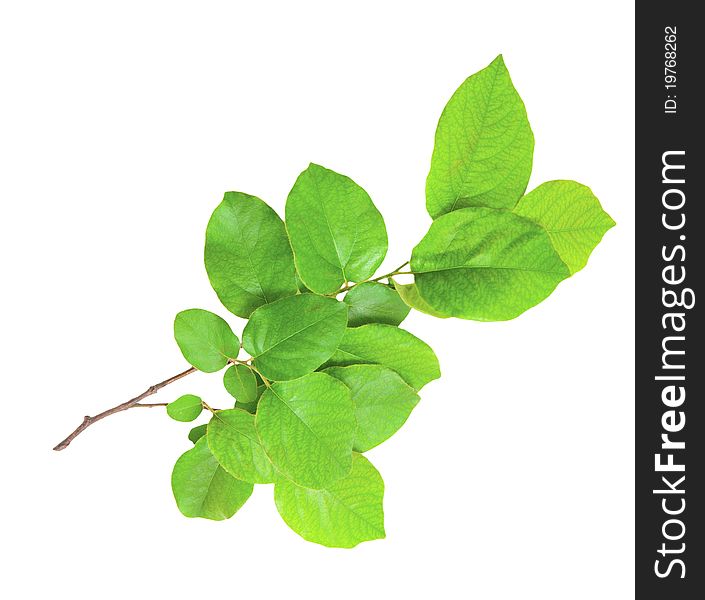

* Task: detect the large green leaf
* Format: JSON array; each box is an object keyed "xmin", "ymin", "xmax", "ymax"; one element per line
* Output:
[
  {"xmin": 171, "ymin": 437, "xmax": 253, "ymax": 520},
  {"xmin": 285, "ymin": 164, "xmax": 388, "ymax": 294},
  {"xmin": 205, "ymin": 192, "xmax": 297, "ymax": 318},
  {"xmin": 274, "ymin": 453, "xmax": 385, "ymax": 548},
  {"xmin": 343, "ymin": 282, "xmax": 410, "ymax": 327},
  {"xmin": 207, "ymin": 409, "xmax": 275, "ymax": 484},
  {"xmin": 242, "ymin": 294, "xmax": 348, "ymax": 381},
  {"xmin": 174, "ymin": 309, "xmax": 239, "ymax": 372},
  {"xmin": 392, "ymin": 281, "xmax": 450, "ymax": 319},
  {"xmin": 223, "ymin": 364, "xmax": 258, "ymax": 404},
  {"xmin": 167, "ymin": 394, "xmax": 203, "ymax": 422},
  {"xmin": 255, "ymin": 373, "xmax": 355, "ymax": 489},
  {"xmin": 411, "ymin": 207, "xmax": 570, "ymax": 321},
  {"xmin": 426, "ymin": 55, "xmax": 534, "ymax": 219},
  {"xmin": 325, "ymin": 365, "xmax": 420, "ymax": 452},
  {"xmin": 513, "ymin": 180, "xmax": 615, "ymax": 274},
  {"xmin": 323, "ymin": 324, "xmax": 440, "ymax": 391}
]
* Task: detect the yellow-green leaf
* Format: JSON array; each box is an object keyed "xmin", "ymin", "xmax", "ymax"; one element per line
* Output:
[
  {"xmin": 274, "ymin": 453, "xmax": 385, "ymax": 548},
  {"xmin": 513, "ymin": 180, "xmax": 615, "ymax": 274},
  {"xmin": 426, "ymin": 55, "xmax": 534, "ymax": 218},
  {"xmin": 171, "ymin": 437, "xmax": 252, "ymax": 520}
]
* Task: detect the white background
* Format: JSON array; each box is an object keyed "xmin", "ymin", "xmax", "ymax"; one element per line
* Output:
[{"xmin": 0, "ymin": 1, "xmax": 634, "ymax": 598}]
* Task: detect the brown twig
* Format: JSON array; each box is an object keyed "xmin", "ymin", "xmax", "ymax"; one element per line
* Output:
[{"xmin": 53, "ymin": 366, "xmax": 197, "ymax": 451}]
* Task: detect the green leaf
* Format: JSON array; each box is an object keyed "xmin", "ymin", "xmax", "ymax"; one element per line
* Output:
[
  {"xmin": 285, "ymin": 164, "xmax": 388, "ymax": 294},
  {"xmin": 324, "ymin": 324, "xmax": 440, "ymax": 391},
  {"xmin": 207, "ymin": 409, "xmax": 276, "ymax": 484},
  {"xmin": 232, "ymin": 373, "xmax": 267, "ymax": 413},
  {"xmin": 343, "ymin": 282, "xmax": 410, "ymax": 327},
  {"xmin": 411, "ymin": 207, "xmax": 570, "ymax": 321},
  {"xmin": 205, "ymin": 192, "xmax": 298, "ymax": 318},
  {"xmin": 223, "ymin": 364, "xmax": 258, "ymax": 404},
  {"xmin": 513, "ymin": 180, "xmax": 615, "ymax": 274},
  {"xmin": 171, "ymin": 437, "xmax": 253, "ymax": 520},
  {"xmin": 274, "ymin": 453, "xmax": 385, "ymax": 548},
  {"xmin": 174, "ymin": 309, "xmax": 239, "ymax": 372},
  {"xmin": 167, "ymin": 394, "xmax": 203, "ymax": 422},
  {"xmin": 188, "ymin": 424, "xmax": 208, "ymax": 444},
  {"xmin": 426, "ymin": 55, "xmax": 534, "ymax": 219},
  {"xmin": 255, "ymin": 372, "xmax": 355, "ymax": 489},
  {"xmin": 295, "ymin": 272, "xmax": 311, "ymax": 294},
  {"xmin": 325, "ymin": 365, "xmax": 420, "ymax": 452},
  {"xmin": 242, "ymin": 294, "xmax": 348, "ymax": 381},
  {"xmin": 392, "ymin": 281, "xmax": 450, "ymax": 318},
  {"xmin": 235, "ymin": 399, "xmax": 259, "ymax": 414}
]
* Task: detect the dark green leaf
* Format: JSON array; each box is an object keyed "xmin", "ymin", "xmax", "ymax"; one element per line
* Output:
[
  {"xmin": 343, "ymin": 282, "xmax": 410, "ymax": 327},
  {"xmin": 205, "ymin": 192, "xmax": 297, "ymax": 318},
  {"xmin": 188, "ymin": 424, "xmax": 208, "ymax": 444},
  {"xmin": 235, "ymin": 399, "xmax": 259, "ymax": 414}
]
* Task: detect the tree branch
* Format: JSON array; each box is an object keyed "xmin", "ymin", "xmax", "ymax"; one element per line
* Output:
[{"xmin": 53, "ymin": 366, "xmax": 197, "ymax": 451}]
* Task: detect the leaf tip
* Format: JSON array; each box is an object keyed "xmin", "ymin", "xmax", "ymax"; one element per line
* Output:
[{"xmin": 306, "ymin": 161, "xmax": 324, "ymax": 172}]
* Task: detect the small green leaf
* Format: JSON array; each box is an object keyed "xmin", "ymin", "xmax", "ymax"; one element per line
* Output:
[
  {"xmin": 207, "ymin": 409, "xmax": 275, "ymax": 484},
  {"xmin": 326, "ymin": 365, "xmax": 420, "ymax": 452},
  {"xmin": 513, "ymin": 180, "xmax": 615, "ymax": 274},
  {"xmin": 243, "ymin": 294, "xmax": 348, "ymax": 381},
  {"xmin": 235, "ymin": 378, "xmax": 267, "ymax": 413},
  {"xmin": 343, "ymin": 282, "xmax": 410, "ymax": 327},
  {"xmin": 171, "ymin": 437, "xmax": 253, "ymax": 520},
  {"xmin": 274, "ymin": 453, "xmax": 385, "ymax": 548},
  {"xmin": 174, "ymin": 309, "xmax": 239, "ymax": 372},
  {"xmin": 426, "ymin": 55, "xmax": 534, "ymax": 218},
  {"xmin": 285, "ymin": 164, "xmax": 388, "ymax": 294},
  {"xmin": 223, "ymin": 364, "xmax": 258, "ymax": 404},
  {"xmin": 393, "ymin": 281, "xmax": 450, "ymax": 318},
  {"xmin": 167, "ymin": 394, "xmax": 203, "ymax": 422},
  {"xmin": 324, "ymin": 324, "xmax": 440, "ymax": 391},
  {"xmin": 232, "ymin": 373, "xmax": 267, "ymax": 413},
  {"xmin": 188, "ymin": 424, "xmax": 208, "ymax": 444},
  {"xmin": 205, "ymin": 192, "xmax": 298, "ymax": 318},
  {"xmin": 255, "ymin": 372, "xmax": 355, "ymax": 489},
  {"xmin": 411, "ymin": 207, "xmax": 570, "ymax": 321},
  {"xmin": 235, "ymin": 399, "xmax": 259, "ymax": 414}
]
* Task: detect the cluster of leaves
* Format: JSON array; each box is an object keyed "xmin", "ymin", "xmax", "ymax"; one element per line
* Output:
[{"xmin": 168, "ymin": 55, "xmax": 614, "ymax": 548}]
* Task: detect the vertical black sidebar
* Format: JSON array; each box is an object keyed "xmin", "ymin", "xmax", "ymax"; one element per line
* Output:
[{"xmin": 635, "ymin": 4, "xmax": 702, "ymax": 599}]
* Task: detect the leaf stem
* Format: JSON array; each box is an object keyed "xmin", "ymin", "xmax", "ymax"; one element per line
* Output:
[
  {"xmin": 337, "ymin": 261, "xmax": 412, "ymax": 294},
  {"xmin": 248, "ymin": 364, "xmax": 271, "ymax": 387},
  {"xmin": 52, "ymin": 366, "xmax": 197, "ymax": 451},
  {"xmin": 201, "ymin": 400, "xmax": 218, "ymax": 414}
]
